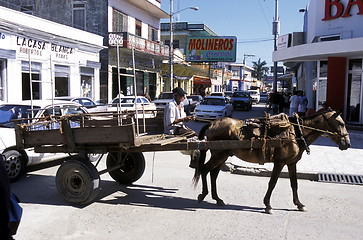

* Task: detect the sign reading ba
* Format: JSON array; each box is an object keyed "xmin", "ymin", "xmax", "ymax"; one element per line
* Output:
[{"xmin": 185, "ymin": 36, "xmax": 237, "ymax": 62}]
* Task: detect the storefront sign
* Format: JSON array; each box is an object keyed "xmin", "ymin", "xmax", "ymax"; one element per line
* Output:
[
  {"xmin": 323, "ymin": 0, "xmax": 363, "ymax": 21},
  {"xmin": 15, "ymin": 36, "xmax": 75, "ymax": 61},
  {"xmin": 185, "ymin": 36, "xmax": 237, "ymax": 62},
  {"xmin": 277, "ymin": 34, "xmax": 291, "ymax": 50}
]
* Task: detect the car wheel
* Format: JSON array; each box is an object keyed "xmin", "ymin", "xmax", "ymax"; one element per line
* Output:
[{"xmin": 3, "ymin": 150, "xmax": 26, "ymax": 182}]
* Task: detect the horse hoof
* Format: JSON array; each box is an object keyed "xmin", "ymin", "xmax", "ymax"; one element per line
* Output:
[
  {"xmin": 298, "ymin": 206, "xmax": 307, "ymax": 212},
  {"xmin": 265, "ymin": 208, "xmax": 273, "ymax": 214},
  {"xmin": 197, "ymin": 194, "xmax": 205, "ymax": 203},
  {"xmin": 216, "ymin": 200, "xmax": 225, "ymax": 206}
]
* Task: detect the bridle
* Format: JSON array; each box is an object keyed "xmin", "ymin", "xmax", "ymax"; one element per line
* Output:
[{"xmin": 292, "ymin": 111, "xmax": 349, "ymax": 154}]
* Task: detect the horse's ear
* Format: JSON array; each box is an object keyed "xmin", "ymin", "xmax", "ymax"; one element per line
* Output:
[{"xmin": 332, "ymin": 110, "xmax": 343, "ymax": 118}]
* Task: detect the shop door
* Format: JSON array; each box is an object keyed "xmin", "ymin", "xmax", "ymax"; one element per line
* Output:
[{"xmin": 346, "ymin": 59, "xmax": 362, "ymax": 123}]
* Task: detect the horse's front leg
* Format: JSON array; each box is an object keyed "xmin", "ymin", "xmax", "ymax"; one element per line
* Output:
[
  {"xmin": 263, "ymin": 162, "xmax": 284, "ymax": 214},
  {"xmin": 287, "ymin": 162, "xmax": 306, "ymax": 212}
]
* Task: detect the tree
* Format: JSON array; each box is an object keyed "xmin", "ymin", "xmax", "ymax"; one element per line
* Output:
[{"xmin": 252, "ymin": 58, "xmax": 269, "ymax": 81}]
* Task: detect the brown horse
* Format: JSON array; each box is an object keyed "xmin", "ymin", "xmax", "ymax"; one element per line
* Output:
[{"xmin": 193, "ymin": 110, "xmax": 351, "ymax": 213}]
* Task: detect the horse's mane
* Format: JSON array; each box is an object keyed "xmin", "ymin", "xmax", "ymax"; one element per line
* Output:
[{"xmin": 288, "ymin": 109, "xmax": 334, "ymax": 123}]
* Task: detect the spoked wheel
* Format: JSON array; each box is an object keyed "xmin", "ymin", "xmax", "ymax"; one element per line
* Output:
[
  {"xmin": 106, "ymin": 152, "xmax": 145, "ymax": 184},
  {"xmin": 3, "ymin": 150, "xmax": 26, "ymax": 183},
  {"xmin": 56, "ymin": 156, "xmax": 100, "ymax": 205}
]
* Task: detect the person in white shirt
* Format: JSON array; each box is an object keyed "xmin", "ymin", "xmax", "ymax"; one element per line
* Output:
[
  {"xmin": 298, "ymin": 91, "xmax": 308, "ymax": 117},
  {"xmin": 163, "ymin": 87, "xmax": 199, "ymax": 168},
  {"xmin": 289, "ymin": 91, "xmax": 300, "ymax": 117},
  {"xmin": 164, "ymin": 87, "xmax": 195, "ymax": 135}
]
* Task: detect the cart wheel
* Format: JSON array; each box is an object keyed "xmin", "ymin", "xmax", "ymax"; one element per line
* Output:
[
  {"xmin": 56, "ymin": 157, "xmax": 100, "ymax": 205},
  {"xmin": 106, "ymin": 152, "xmax": 145, "ymax": 184}
]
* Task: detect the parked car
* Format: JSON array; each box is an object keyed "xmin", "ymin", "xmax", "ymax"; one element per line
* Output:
[
  {"xmin": 151, "ymin": 92, "xmax": 174, "ymax": 110},
  {"xmin": 248, "ymin": 89, "xmax": 260, "ymax": 104},
  {"xmin": 0, "ymin": 100, "xmax": 98, "ymax": 182},
  {"xmin": 210, "ymin": 92, "xmax": 225, "ymax": 97},
  {"xmin": 223, "ymin": 91, "xmax": 233, "ymax": 100},
  {"xmin": 108, "ymin": 96, "xmax": 157, "ymax": 118},
  {"xmin": 184, "ymin": 95, "xmax": 203, "ymax": 115},
  {"xmin": 230, "ymin": 91, "xmax": 253, "ymax": 111},
  {"xmin": 260, "ymin": 92, "xmax": 269, "ymax": 103},
  {"xmin": 52, "ymin": 96, "xmax": 107, "ymax": 112},
  {"xmin": 193, "ymin": 96, "xmax": 233, "ymax": 120}
]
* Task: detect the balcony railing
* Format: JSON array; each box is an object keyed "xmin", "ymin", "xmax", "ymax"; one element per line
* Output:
[{"xmin": 108, "ymin": 32, "xmax": 169, "ymax": 57}]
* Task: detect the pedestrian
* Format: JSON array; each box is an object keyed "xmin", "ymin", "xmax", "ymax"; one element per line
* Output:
[
  {"xmin": 0, "ymin": 158, "xmax": 11, "ymax": 240},
  {"xmin": 316, "ymin": 101, "xmax": 330, "ymax": 113},
  {"xmin": 163, "ymin": 87, "xmax": 199, "ymax": 168},
  {"xmin": 298, "ymin": 91, "xmax": 308, "ymax": 117},
  {"xmin": 278, "ymin": 92, "xmax": 285, "ymax": 114},
  {"xmin": 269, "ymin": 92, "xmax": 280, "ymax": 115},
  {"xmin": 289, "ymin": 91, "xmax": 300, "ymax": 117}
]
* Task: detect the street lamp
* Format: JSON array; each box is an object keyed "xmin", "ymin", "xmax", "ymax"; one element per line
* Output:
[
  {"xmin": 272, "ymin": 0, "xmax": 280, "ymax": 93},
  {"xmin": 242, "ymin": 54, "xmax": 255, "ymax": 91},
  {"xmin": 169, "ymin": 0, "xmax": 198, "ymax": 91}
]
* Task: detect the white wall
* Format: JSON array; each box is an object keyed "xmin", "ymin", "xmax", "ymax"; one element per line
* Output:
[{"xmin": 307, "ymin": 0, "xmax": 363, "ymax": 43}]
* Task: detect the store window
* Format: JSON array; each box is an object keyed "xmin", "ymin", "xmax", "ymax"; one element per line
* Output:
[
  {"xmin": 55, "ymin": 65, "xmax": 70, "ymax": 97},
  {"xmin": 72, "ymin": 2, "xmax": 86, "ymax": 30},
  {"xmin": 80, "ymin": 67, "xmax": 94, "ymax": 98},
  {"xmin": 113, "ymin": 8, "xmax": 128, "ymax": 32},
  {"xmin": 0, "ymin": 61, "xmax": 5, "ymax": 101},
  {"xmin": 346, "ymin": 59, "xmax": 362, "ymax": 123},
  {"xmin": 21, "ymin": 61, "xmax": 41, "ymax": 100},
  {"xmin": 135, "ymin": 19, "xmax": 142, "ymax": 37}
]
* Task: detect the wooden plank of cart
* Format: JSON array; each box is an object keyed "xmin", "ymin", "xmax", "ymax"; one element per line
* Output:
[{"xmin": 14, "ymin": 111, "xmax": 287, "ymax": 206}]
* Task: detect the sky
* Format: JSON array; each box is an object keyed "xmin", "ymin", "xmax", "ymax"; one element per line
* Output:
[{"xmin": 160, "ymin": 0, "xmax": 310, "ymax": 70}]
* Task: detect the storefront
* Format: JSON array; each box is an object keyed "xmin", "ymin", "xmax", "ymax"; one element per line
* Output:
[
  {"xmin": 0, "ymin": 6, "xmax": 103, "ymax": 102},
  {"xmin": 273, "ymin": 0, "xmax": 363, "ymax": 125},
  {"xmin": 107, "ymin": 32, "xmax": 168, "ymax": 102}
]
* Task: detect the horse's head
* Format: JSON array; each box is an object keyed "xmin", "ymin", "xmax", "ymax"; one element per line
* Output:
[{"xmin": 322, "ymin": 110, "xmax": 351, "ymax": 150}]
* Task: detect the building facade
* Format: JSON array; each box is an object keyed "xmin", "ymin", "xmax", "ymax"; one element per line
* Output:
[
  {"xmin": 0, "ymin": 0, "xmax": 170, "ymax": 102},
  {"xmin": 273, "ymin": 0, "xmax": 363, "ymax": 125},
  {"xmin": 0, "ymin": 6, "xmax": 103, "ymax": 102}
]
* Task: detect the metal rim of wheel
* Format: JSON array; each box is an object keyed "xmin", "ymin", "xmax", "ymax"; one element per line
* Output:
[{"xmin": 3, "ymin": 150, "xmax": 24, "ymax": 182}]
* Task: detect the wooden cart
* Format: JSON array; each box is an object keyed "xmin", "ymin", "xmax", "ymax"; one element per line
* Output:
[{"xmin": 15, "ymin": 112, "xmax": 285, "ymax": 205}]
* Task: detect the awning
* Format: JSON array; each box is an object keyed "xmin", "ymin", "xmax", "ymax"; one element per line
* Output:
[
  {"xmin": 162, "ymin": 62, "xmax": 209, "ymax": 79},
  {"xmin": 193, "ymin": 76, "xmax": 211, "ymax": 85},
  {"xmin": 273, "ymin": 37, "xmax": 363, "ymax": 62}
]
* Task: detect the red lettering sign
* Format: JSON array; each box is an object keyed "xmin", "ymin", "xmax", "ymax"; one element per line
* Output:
[{"xmin": 323, "ymin": 0, "xmax": 363, "ymax": 21}]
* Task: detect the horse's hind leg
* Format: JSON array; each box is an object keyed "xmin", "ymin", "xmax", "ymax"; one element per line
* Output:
[
  {"xmin": 287, "ymin": 162, "xmax": 306, "ymax": 212},
  {"xmin": 263, "ymin": 162, "xmax": 284, "ymax": 214},
  {"xmin": 210, "ymin": 165, "xmax": 225, "ymax": 206},
  {"xmin": 198, "ymin": 168, "xmax": 209, "ymax": 203}
]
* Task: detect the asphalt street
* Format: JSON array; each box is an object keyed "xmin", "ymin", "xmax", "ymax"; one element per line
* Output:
[{"xmin": 10, "ymin": 102, "xmax": 363, "ymax": 240}]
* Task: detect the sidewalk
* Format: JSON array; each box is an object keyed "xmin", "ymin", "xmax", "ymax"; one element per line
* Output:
[{"xmin": 225, "ymin": 129, "xmax": 363, "ymax": 181}]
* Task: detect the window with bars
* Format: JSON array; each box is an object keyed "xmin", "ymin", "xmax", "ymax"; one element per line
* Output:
[
  {"xmin": 73, "ymin": 2, "xmax": 86, "ymax": 30},
  {"xmin": 112, "ymin": 8, "xmax": 128, "ymax": 32},
  {"xmin": 148, "ymin": 26, "xmax": 158, "ymax": 42}
]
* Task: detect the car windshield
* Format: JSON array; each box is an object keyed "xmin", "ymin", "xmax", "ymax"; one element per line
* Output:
[
  {"xmin": 201, "ymin": 98, "xmax": 225, "ymax": 106},
  {"xmin": 112, "ymin": 98, "xmax": 136, "ymax": 107},
  {"xmin": 0, "ymin": 104, "xmax": 40, "ymax": 127},
  {"xmin": 233, "ymin": 92, "xmax": 249, "ymax": 97},
  {"xmin": 224, "ymin": 92, "xmax": 233, "ymax": 97},
  {"xmin": 188, "ymin": 96, "xmax": 201, "ymax": 101},
  {"xmin": 159, "ymin": 93, "xmax": 174, "ymax": 99}
]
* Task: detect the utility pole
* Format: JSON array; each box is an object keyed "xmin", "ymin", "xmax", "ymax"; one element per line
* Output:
[
  {"xmin": 169, "ymin": 0, "xmax": 174, "ymax": 91},
  {"xmin": 272, "ymin": 0, "xmax": 279, "ymax": 93}
]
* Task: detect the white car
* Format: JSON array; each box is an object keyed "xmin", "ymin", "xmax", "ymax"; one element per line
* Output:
[
  {"xmin": 248, "ymin": 90, "xmax": 260, "ymax": 104},
  {"xmin": 0, "ymin": 100, "xmax": 99, "ymax": 182},
  {"xmin": 52, "ymin": 96, "xmax": 107, "ymax": 112},
  {"xmin": 193, "ymin": 96, "xmax": 233, "ymax": 120},
  {"xmin": 108, "ymin": 96, "xmax": 157, "ymax": 118},
  {"xmin": 151, "ymin": 92, "xmax": 174, "ymax": 110}
]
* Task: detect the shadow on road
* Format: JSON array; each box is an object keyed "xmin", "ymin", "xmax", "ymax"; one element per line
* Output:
[{"xmin": 11, "ymin": 172, "xmax": 280, "ymax": 214}]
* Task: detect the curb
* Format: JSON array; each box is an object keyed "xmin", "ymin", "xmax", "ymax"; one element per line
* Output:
[{"xmin": 222, "ymin": 164, "xmax": 318, "ymax": 181}]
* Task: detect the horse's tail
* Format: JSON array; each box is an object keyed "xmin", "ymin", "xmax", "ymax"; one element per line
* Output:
[{"xmin": 193, "ymin": 123, "xmax": 211, "ymax": 187}]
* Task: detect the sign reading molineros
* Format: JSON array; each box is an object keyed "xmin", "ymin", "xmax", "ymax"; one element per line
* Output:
[{"xmin": 185, "ymin": 36, "xmax": 237, "ymax": 62}]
